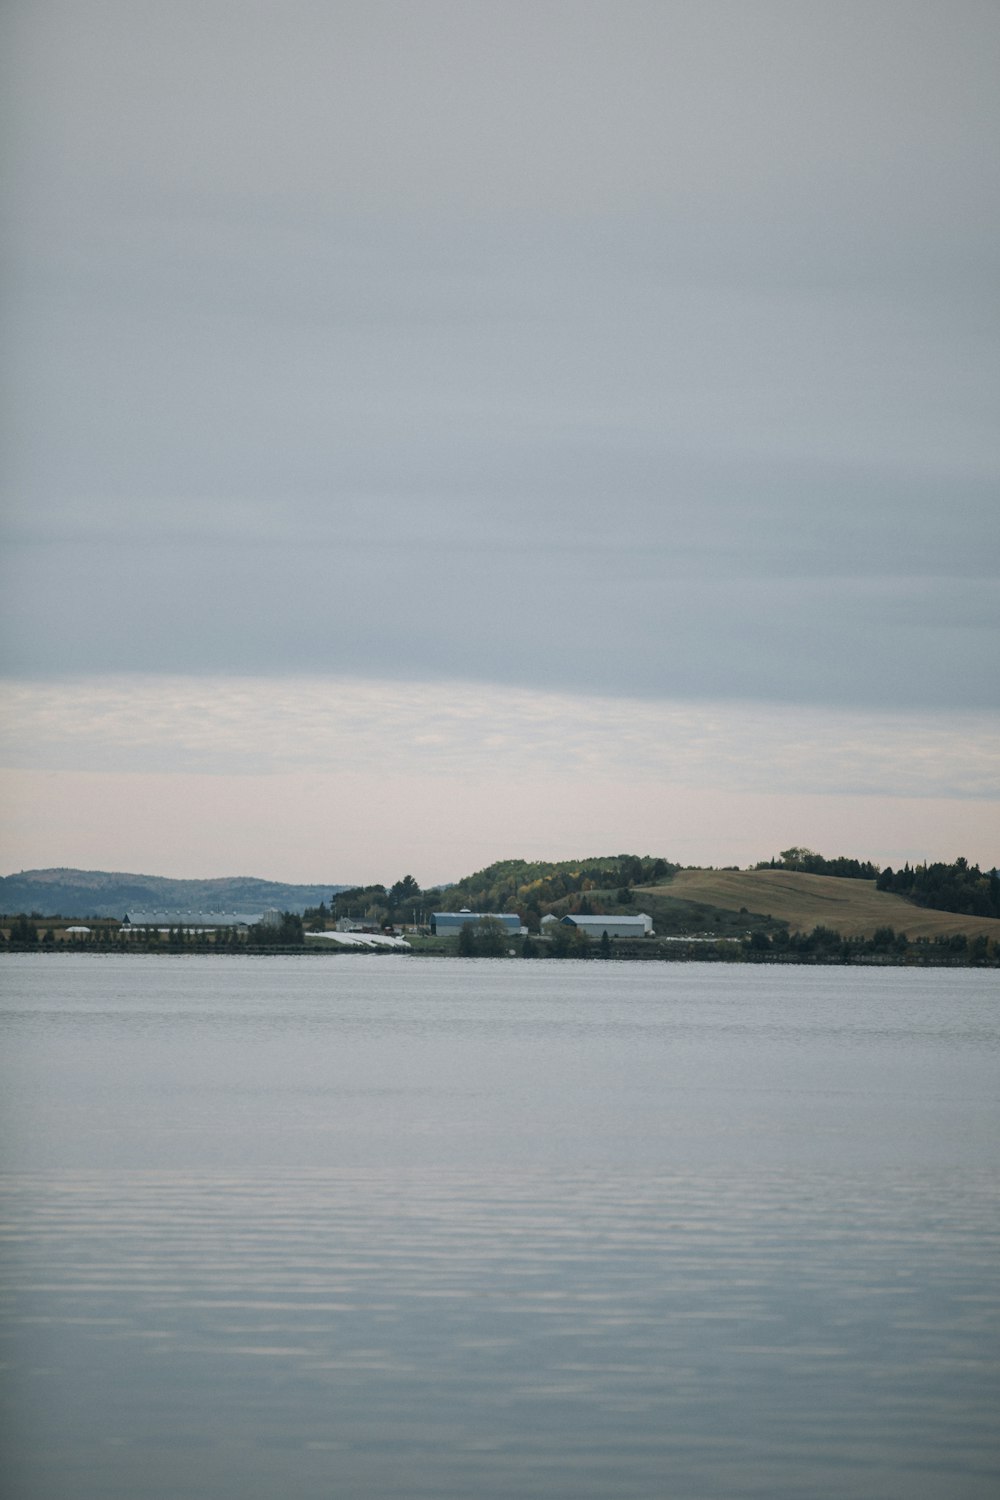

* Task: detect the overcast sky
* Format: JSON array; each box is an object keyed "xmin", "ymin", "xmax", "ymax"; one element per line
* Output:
[{"xmin": 2, "ymin": 2, "xmax": 998, "ymax": 881}]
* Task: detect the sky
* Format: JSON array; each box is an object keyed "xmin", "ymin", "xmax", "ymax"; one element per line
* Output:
[{"xmin": 2, "ymin": 1, "xmax": 998, "ymax": 885}]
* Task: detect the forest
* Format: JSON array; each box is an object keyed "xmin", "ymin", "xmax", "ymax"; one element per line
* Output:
[{"xmin": 876, "ymin": 857, "xmax": 1000, "ymax": 919}]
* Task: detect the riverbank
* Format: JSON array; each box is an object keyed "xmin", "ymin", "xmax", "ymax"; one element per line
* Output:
[{"xmin": 3, "ymin": 937, "xmax": 996, "ymax": 967}]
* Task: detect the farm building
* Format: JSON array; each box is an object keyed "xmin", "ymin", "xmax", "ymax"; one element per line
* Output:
[
  {"xmin": 544, "ymin": 913, "xmax": 655, "ymax": 939},
  {"xmin": 431, "ymin": 910, "xmax": 525, "ymax": 937}
]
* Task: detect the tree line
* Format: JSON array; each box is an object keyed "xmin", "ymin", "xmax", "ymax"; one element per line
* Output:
[
  {"xmin": 755, "ymin": 847, "xmax": 881, "ymax": 879},
  {"xmin": 741, "ymin": 924, "xmax": 996, "ymax": 966},
  {"xmin": 876, "ymin": 858, "xmax": 1000, "ymax": 919},
  {"xmin": 755, "ymin": 849, "xmax": 1000, "ymax": 921}
]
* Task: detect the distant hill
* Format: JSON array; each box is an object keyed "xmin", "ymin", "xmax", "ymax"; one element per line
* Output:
[
  {"xmin": 643, "ymin": 869, "xmax": 1000, "ymax": 942},
  {"xmin": 0, "ymin": 868, "xmax": 351, "ymax": 920}
]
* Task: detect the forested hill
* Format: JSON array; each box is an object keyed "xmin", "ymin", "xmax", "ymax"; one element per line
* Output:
[
  {"xmin": 0, "ymin": 869, "xmax": 350, "ymax": 919},
  {"xmin": 435, "ymin": 855, "xmax": 679, "ymax": 915}
]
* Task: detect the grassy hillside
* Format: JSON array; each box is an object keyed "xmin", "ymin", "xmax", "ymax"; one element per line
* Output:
[
  {"xmin": 643, "ymin": 869, "xmax": 1000, "ymax": 941},
  {"xmin": 540, "ymin": 884, "xmax": 780, "ymax": 939}
]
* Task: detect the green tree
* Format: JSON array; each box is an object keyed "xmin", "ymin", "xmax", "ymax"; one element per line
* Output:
[
  {"xmin": 9, "ymin": 915, "xmax": 39, "ymax": 945},
  {"xmin": 475, "ymin": 918, "xmax": 509, "ymax": 956},
  {"xmin": 970, "ymin": 934, "xmax": 989, "ymax": 965},
  {"xmin": 251, "ymin": 912, "xmax": 305, "ymax": 947},
  {"xmin": 388, "ymin": 875, "xmax": 421, "ymax": 915},
  {"xmin": 546, "ymin": 921, "xmax": 590, "ymax": 958},
  {"xmin": 457, "ymin": 921, "xmax": 477, "ymax": 956},
  {"xmin": 457, "ymin": 918, "xmax": 509, "ymax": 957}
]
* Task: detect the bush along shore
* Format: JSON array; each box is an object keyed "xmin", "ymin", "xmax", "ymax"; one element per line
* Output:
[{"xmin": 2, "ymin": 917, "xmax": 998, "ymax": 966}]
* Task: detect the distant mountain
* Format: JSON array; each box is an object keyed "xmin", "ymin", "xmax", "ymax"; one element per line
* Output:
[{"xmin": 0, "ymin": 868, "xmax": 351, "ymax": 920}]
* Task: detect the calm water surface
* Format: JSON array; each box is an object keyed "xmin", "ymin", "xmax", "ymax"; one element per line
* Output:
[{"xmin": 1, "ymin": 955, "xmax": 998, "ymax": 1498}]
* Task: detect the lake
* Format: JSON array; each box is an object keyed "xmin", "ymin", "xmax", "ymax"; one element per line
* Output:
[{"xmin": 1, "ymin": 955, "xmax": 998, "ymax": 1499}]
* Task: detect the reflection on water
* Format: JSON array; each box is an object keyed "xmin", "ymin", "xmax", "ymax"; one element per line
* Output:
[{"xmin": 1, "ymin": 957, "xmax": 999, "ymax": 1499}]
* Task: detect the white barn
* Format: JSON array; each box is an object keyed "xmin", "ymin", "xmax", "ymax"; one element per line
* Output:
[{"xmin": 545, "ymin": 913, "xmax": 654, "ymax": 939}]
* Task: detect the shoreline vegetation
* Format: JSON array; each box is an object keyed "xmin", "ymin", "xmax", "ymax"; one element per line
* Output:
[
  {"xmin": 3, "ymin": 936, "xmax": 995, "ymax": 967},
  {"xmin": 3, "ymin": 851, "xmax": 999, "ymax": 968}
]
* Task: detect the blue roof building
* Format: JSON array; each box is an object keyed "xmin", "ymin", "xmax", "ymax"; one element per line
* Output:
[{"xmin": 431, "ymin": 909, "xmax": 524, "ymax": 937}]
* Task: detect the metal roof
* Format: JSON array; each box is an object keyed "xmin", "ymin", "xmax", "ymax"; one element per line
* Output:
[{"xmin": 563, "ymin": 914, "xmax": 650, "ymax": 927}]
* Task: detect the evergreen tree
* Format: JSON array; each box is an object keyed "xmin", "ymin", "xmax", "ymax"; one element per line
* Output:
[{"xmin": 9, "ymin": 915, "xmax": 39, "ymax": 945}]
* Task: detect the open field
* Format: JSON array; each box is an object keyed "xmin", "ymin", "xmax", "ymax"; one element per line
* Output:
[{"xmin": 639, "ymin": 869, "xmax": 1000, "ymax": 941}]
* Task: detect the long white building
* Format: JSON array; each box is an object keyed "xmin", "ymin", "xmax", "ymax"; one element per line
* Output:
[{"xmin": 544, "ymin": 913, "xmax": 655, "ymax": 939}]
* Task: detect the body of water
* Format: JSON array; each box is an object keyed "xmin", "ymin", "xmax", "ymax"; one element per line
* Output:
[{"xmin": 1, "ymin": 955, "xmax": 998, "ymax": 1498}]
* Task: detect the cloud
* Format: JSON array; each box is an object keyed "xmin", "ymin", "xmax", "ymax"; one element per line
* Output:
[
  {"xmin": 2, "ymin": 3, "xmax": 997, "ymax": 713},
  {"xmin": 2, "ymin": 676, "xmax": 997, "ymax": 804}
]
